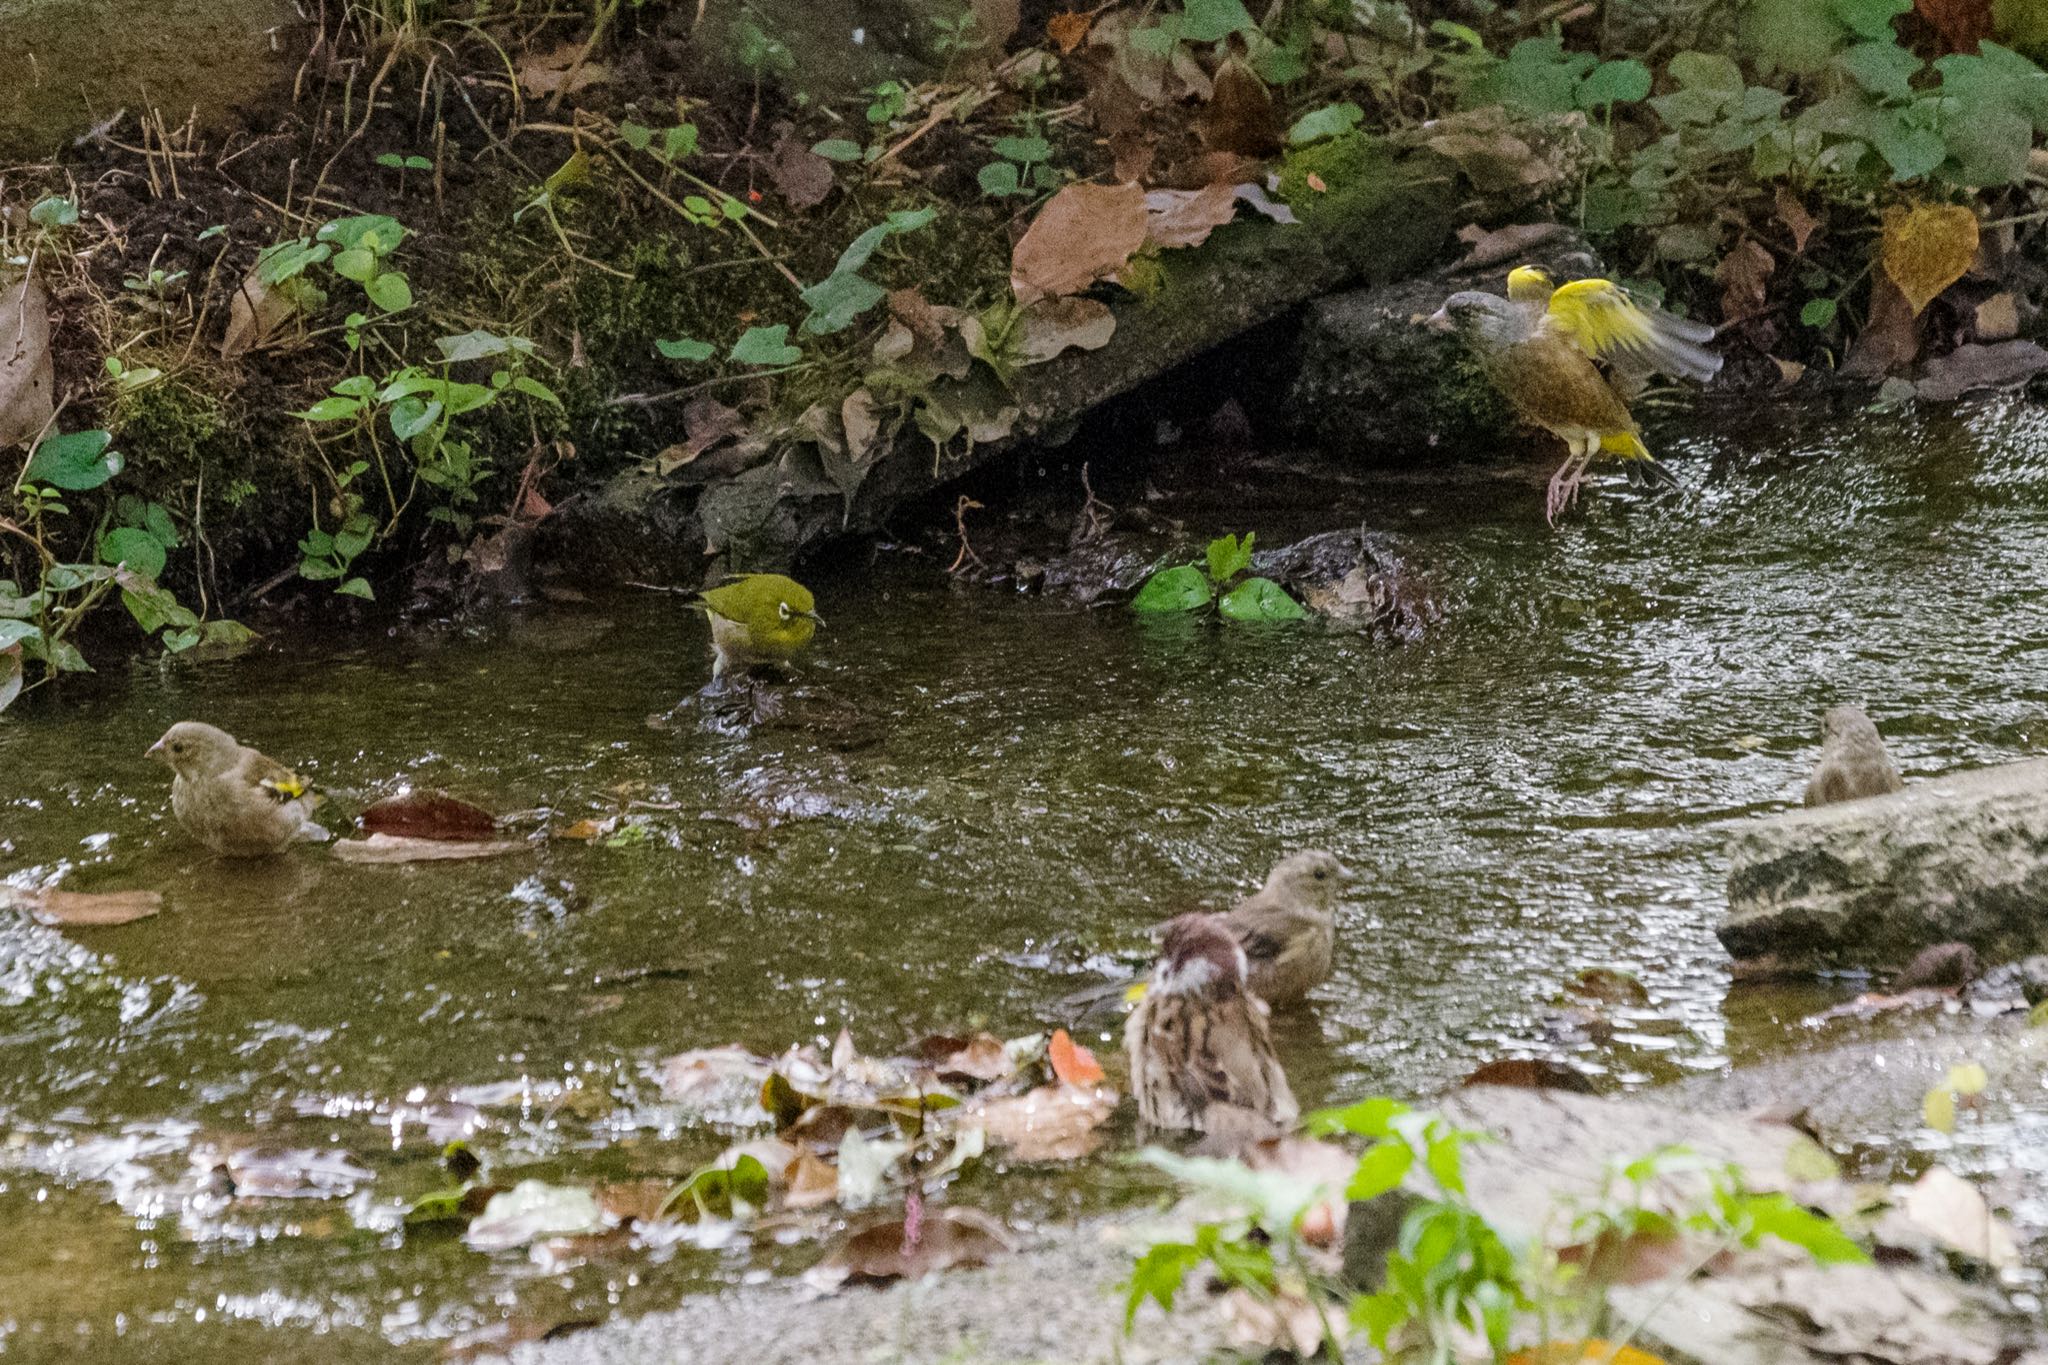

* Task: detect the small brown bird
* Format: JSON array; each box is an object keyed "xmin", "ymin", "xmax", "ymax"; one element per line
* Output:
[
  {"xmin": 1126, "ymin": 915, "xmax": 1299, "ymax": 1136},
  {"xmin": 148, "ymin": 721, "xmax": 329, "ymax": 856},
  {"xmin": 1805, "ymin": 705, "xmax": 1904, "ymax": 807}
]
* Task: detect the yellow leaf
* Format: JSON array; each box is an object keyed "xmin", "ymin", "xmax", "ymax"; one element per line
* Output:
[
  {"xmin": 1944, "ymin": 1062, "xmax": 1987, "ymax": 1095},
  {"xmin": 1880, "ymin": 203, "xmax": 1979, "ymax": 317},
  {"xmin": 1783, "ymin": 1136, "xmax": 1840, "ymax": 1183},
  {"xmin": 1507, "ymin": 1342, "xmax": 1669, "ymax": 1365},
  {"xmin": 1924, "ymin": 1085, "xmax": 1957, "ymax": 1133}
]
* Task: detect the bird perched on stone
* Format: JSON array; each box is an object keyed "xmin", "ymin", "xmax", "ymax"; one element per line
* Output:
[
  {"xmin": 1805, "ymin": 705, "xmax": 1904, "ymax": 807},
  {"xmin": 1059, "ymin": 850, "xmax": 1352, "ymax": 1016},
  {"xmin": 692, "ymin": 573, "xmax": 823, "ymax": 681},
  {"xmin": 148, "ymin": 721, "xmax": 329, "ymax": 856},
  {"xmin": 1125, "ymin": 914, "xmax": 1299, "ymax": 1137},
  {"xmin": 1430, "ymin": 272, "xmax": 1720, "ymax": 523}
]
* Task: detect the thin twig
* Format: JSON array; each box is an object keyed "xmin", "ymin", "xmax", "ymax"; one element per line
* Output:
[{"xmin": 605, "ymin": 361, "xmax": 817, "ymax": 407}]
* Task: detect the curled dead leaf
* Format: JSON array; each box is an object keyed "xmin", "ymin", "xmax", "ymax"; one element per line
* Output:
[
  {"xmin": 1046, "ymin": 9, "xmax": 1093, "ymax": 52},
  {"xmin": 1011, "ymin": 182, "xmax": 1148, "ymax": 305},
  {"xmin": 0, "ymin": 277, "xmax": 55, "ymax": 448},
  {"xmin": 1198, "ymin": 58, "xmax": 1280, "ymax": 157},
  {"xmin": 1143, "ymin": 183, "xmax": 1240, "ymax": 251},
  {"xmin": 1775, "ymin": 184, "xmax": 1821, "ymax": 255},
  {"xmin": 219, "ymin": 267, "xmax": 300, "ymax": 359},
  {"xmin": 516, "ymin": 42, "xmax": 609, "ymax": 97},
  {"xmin": 962, "ymin": 1082, "xmax": 1116, "ymax": 1160},
  {"xmin": 360, "ymin": 790, "xmax": 499, "ymax": 841},
  {"xmin": 913, "ymin": 1033, "xmax": 1015, "ymax": 1084},
  {"xmin": 0, "ymin": 886, "xmax": 162, "ymax": 926},
  {"xmin": 810, "ymin": 1205, "xmax": 1014, "ymax": 1289},
  {"xmin": 1716, "ymin": 238, "xmax": 1775, "ymax": 322},
  {"xmin": 332, "ymin": 834, "xmax": 525, "ymax": 863},
  {"xmin": 1881, "ymin": 202, "xmax": 1980, "ymax": 317}
]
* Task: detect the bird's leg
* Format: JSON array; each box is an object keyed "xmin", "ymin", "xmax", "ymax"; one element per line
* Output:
[{"xmin": 1545, "ymin": 445, "xmax": 1594, "ymax": 525}]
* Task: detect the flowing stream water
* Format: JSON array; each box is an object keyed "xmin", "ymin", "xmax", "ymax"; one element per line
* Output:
[{"xmin": 3, "ymin": 396, "xmax": 2046, "ymax": 1360}]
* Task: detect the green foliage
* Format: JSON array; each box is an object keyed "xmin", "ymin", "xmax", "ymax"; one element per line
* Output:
[
  {"xmin": 27, "ymin": 196, "xmax": 78, "ymax": 230},
  {"xmin": 1129, "ymin": 1098, "xmax": 1871, "ymax": 1361},
  {"xmin": 730, "ymin": 324, "xmax": 803, "ymax": 366},
  {"xmin": 1288, "ymin": 101, "xmax": 1365, "ymax": 145},
  {"xmin": 800, "ymin": 208, "xmax": 939, "ymax": 334},
  {"xmin": 23, "ymin": 430, "xmax": 122, "ymax": 491},
  {"xmin": 1132, "ymin": 533, "xmax": 1306, "ymax": 622},
  {"xmin": 978, "ymin": 133, "xmax": 1056, "ymax": 199}
]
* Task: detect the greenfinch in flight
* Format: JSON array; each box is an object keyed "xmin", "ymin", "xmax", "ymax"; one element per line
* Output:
[
  {"xmin": 692, "ymin": 573, "xmax": 823, "ymax": 681},
  {"xmin": 148, "ymin": 721, "xmax": 329, "ymax": 856},
  {"xmin": 1506, "ymin": 266, "xmax": 1723, "ymax": 389}
]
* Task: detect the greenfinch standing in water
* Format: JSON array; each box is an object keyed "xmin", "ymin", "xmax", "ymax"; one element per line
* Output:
[
  {"xmin": 148, "ymin": 721, "xmax": 329, "ymax": 856},
  {"xmin": 693, "ymin": 573, "xmax": 823, "ymax": 681}
]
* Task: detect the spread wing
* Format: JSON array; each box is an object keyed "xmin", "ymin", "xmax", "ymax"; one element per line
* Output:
[{"xmin": 1545, "ymin": 279, "xmax": 1721, "ymax": 383}]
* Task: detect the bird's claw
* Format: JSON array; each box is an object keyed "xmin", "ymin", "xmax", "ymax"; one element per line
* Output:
[{"xmin": 1545, "ymin": 462, "xmax": 1588, "ymax": 526}]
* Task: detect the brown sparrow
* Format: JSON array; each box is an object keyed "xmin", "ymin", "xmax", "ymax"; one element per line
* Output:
[
  {"xmin": 1125, "ymin": 914, "xmax": 1298, "ymax": 1136},
  {"xmin": 1804, "ymin": 705, "xmax": 1903, "ymax": 807},
  {"xmin": 148, "ymin": 721, "xmax": 329, "ymax": 856},
  {"xmin": 1200, "ymin": 849, "xmax": 1351, "ymax": 1008}
]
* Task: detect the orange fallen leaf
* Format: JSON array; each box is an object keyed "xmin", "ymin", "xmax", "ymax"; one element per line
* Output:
[
  {"xmin": 1305, "ymin": 172, "xmax": 1327, "ymax": 192},
  {"xmin": 1046, "ymin": 9, "xmax": 1093, "ymax": 52},
  {"xmin": 1881, "ymin": 202, "xmax": 1979, "ymax": 317},
  {"xmin": 360, "ymin": 790, "xmax": 499, "ymax": 841},
  {"xmin": 1048, "ymin": 1028, "xmax": 1104, "ymax": 1085},
  {"xmin": 1507, "ymin": 1343, "xmax": 1669, "ymax": 1365}
]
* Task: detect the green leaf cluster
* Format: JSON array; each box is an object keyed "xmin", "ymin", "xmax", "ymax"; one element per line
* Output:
[{"xmin": 1132, "ymin": 532, "xmax": 1308, "ymax": 622}]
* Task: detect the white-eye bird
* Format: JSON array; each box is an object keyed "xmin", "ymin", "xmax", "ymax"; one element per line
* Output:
[
  {"xmin": 691, "ymin": 573, "xmax": 823, "ymax": 681},
  {"xmin": 148, "ymin": 721, "xmax": 329, "ymax": 856}
]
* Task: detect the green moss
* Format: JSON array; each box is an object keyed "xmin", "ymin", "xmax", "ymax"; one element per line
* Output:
[
  {"xmin": 1277, "ymin": 134, "xmax": 1457, "ymax": 281},
  {"xmin": 109, "ymin": 364, "xmax": 252, "ymax": 495}
]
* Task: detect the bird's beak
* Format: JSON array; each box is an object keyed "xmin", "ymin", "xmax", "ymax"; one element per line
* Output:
[
  {"xmin": 801, "ymin": 609, "xmax": 825, "ymax": 628},
  {"xmin": 1424, "ymin": 306, "xmax": 1454, "ymax": 333},
  {"xmin": 145, "ymin": 740, "xmax": 165, "ymax": 762}
]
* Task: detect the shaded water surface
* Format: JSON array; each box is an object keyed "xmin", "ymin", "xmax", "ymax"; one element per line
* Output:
[{"xmin": 3, "ymin": 397, "xmax": 2047, "ymax": 1359}]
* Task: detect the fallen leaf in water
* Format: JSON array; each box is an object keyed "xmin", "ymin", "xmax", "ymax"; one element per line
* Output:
[
  {"xmin": 558, "ymin": 817, "xmax": 613, "ymax": 841},
  {"xmin": 1463, "ymin": 1058, "xmax": 1595, "ymax": 1092},
  {"xmin": 332, "ymin": 834, "xmax": 524, "ymax": 863},
  {"xmin": 658, "ymin": 1045, "xmax": 772, "ymax": 1107},
  {"xmin": 443, "ymin": 1315, "xmax": 602, "ymax": 1362},
  {"xmin": 809, "ymin": 1205, "xmax": 1014, "ymax": 1289},
  {"xmin": 465, "ymin": 1180, "xmax": 605, "ymax": 1252},
  {"xmin": 1805, "ymin": 986, "xmax": 1956, "ymax": 1026},
  {"xmin": 595, "ymin": 1179, "xmax": 675, "ymax": 1224},
  {"xmin": 783, "ymin": 1150, "xmax": 840, "ymax": 1209},
  {"xmin": 1011, "ymin": 182, "xmax": 1148, "ymax": 304},
  {"xmin": 360, "ymin": 790, "xmax": 499, "ymax": 841},
  {"xmin": 0, "ymin": 886, "xmax": 162, "ymax": 926},
  {"xmin": 218, "ymin": 1146, "xmax": 373, "ymax": 1199},
  {"xmin": 1566, "ymin": 965, "xmax": 1649, "ymax": 1006},
  {"xmin": 1047, "ymin": 8, "xmax": 1092, "ymax": 51},
  {"xmin": 914, "ymin": 1033, "xmax": 1015, "ymax": 1084},
  {"xmin": 963, "ymin": 1083, "xmax": 1115, "ymax": 1160},
  {"xmin": 516, "ymin": 42, "xmax": 608, "ymax": 96},
  {"xmin": 1915, "ymin": 339, "xmax": 2048, "ymax": 402},
  {"xmin": 0, "ymin": 277, "xmax": 55, "ymax": 448},
  {"xmin": 1048, "ymin": 1028, "xmax": 1105, "ymax": 1086},
  {"xmin": 1454, "ymin": 221, "xmax": 1567, "ymax": 272},
  {"xmin": 1016, "ymin": 296, "xmax": 1117, "ymax": 365},
  {"xmin": 835, "ymin": 1126, "xmax": 910, "ymax": 1207},
  {"xmin": 1896, "ymin": 1166, "xmax": 2018, "ymax": 1266},
  {"xmin": 1143, "ymin": 183, "xmax": 1240, "ymax": 251}
]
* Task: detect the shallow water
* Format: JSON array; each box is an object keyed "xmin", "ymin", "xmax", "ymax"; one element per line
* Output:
[{"xmin": 3, "ymin": 395, "xmax": 2046, "ymax": 1359}]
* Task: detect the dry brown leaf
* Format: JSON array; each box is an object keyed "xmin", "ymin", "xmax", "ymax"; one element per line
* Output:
[
  {"xmin": 913, "ymin": 1033, "xmax": 1015, "ymax": 1083},
  {"xmin": 332, "ymin": 834, "xmax": 524, "ymax": 863},
  {"xmin": 961, "ymin": 1083, "xmax": 1116, "ymax": 1160},
  {"xmin": 1915, "ymin": 0, "xmax": 1994, "ymax": 51},
  {"xmin": 1046, "ymin": 1028, "xmax": 1105, "ymax": 1086},
  {"xmin": 1881, "ymin": 202, "xmax": 1980, "ymax": 317},
  {"xmin": 1716, "ymin": 238, "xmax": 1775, "ymax": 321},
  {"xmin": 1565, "ymin": 966, "xmax": 1649, "ymax": 1005},
  {"xmin": 1197, "ymin": 58, "xmax": 1281, "ymax": 157},
  {"xmin": 1453, "ymin": 221, "xmax": 1568, "ymax": 271},
  {"xmin": 1143, "ymin": 183, "xmax": 1239, "ymax": 250},
  {"xmin": 1016, "ymin": 297, "xmax": 1116, "ymax": 365},
  {"xmin": 1842, "ymin": 273, "xmax": 1923, "ymax": 377},
  {"xmin": 1773, "ymin": 357, "xmax": 1807, "ymax": 386},
  {"xmin": 0, "ymin": 886, "xmax": 162, "ymax": 927},
  {"xmin": 840, "ymin": 387, "xmax": 884, "ymax": 463},
  {"xmin": 516, "ymin": 43, "xmax": 609, "ymax": 96},
  {"xmin": 0, "ymin": 277, "xmax": 54, "ymax": 449},
  {"xmin": 359, "ymin": 790, "xmax": 498, "ymax": 842},
  {"xmin": 219, "ymin": 268, "xmax": 300, "ymax": 358},
  {"xmin": 594, "ymin": 1179, "xmax": 673, "ymax": 1223},
  {"xmin": 1463, "ymin": 1058, "xmax": 1597, "ymax": 1092},
  {"xmin": 767, "ymin": 124, "xmax": 834, "ymax": 209},
  {"xmin": 1915, "ymin": 339, "xmax": 2048, "ymax": 401},
  {"xmin": 1011, "ymin": 182, "xmax": 1148, "ymax": 305},
  {"xmin": 811, "ymin": 1206, "xmax": 1014, "ymax": 1288},
  {"xmin": 782, "ymin": 1150, "xmax": 839, "ymax": 1209},
  {"xmin": 1775, "ymin": 184, "xmax": 1822, "ymax": 255},
  {"xmin": 1897, "ymin": 1166, "xmax": 2019, "ymax": 1266},
  {"xmin": 1047, "ymin": 9, "xmax": 1093, "ymax": 51},
  {"xmin": 1972, "ymin": 292, "xmax": 2019, "ymax": 342}
]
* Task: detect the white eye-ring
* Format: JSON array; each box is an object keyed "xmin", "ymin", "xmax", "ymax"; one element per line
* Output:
[{"xmin": 778, "ymin": 601, "xmax": 792, "ymax": 621}]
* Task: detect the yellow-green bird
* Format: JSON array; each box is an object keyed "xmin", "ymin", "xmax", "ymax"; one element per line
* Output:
[
  {"xmin": 148, "ymin": 720, "xmax": 330, "ymax": 856},
  {"xmin": 692, "ymin": 573, "xmax": 823, "ymax": 681},
  {"xmin": 1430, "ymin": 270, "xmax": 1720, "ymax": 523}
]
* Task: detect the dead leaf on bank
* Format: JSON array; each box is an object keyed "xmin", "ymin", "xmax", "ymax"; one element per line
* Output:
[
  {"xmin": 1915, "ymin": 339, "xmax": 2048, "ymax": 401},
  {"xmin": 783, "ymin": 1149, "xmax": 840, "ymax": 1209},
  {"xmin": 1223, "ymin": 1287, "xmax": 1325, "ymax": 1359},
  {"xmin": 1463, "ymin": 1058, "xmax": 1596, "ymax": 1092},
  {"xmin": 1717, "ymin": 238, "xmax": 1775, "ymax": 321},
  {"xmin": 332, "ymin": 833, "xmax": 525, "ymax": 863},
  {"xmin": 1016, "ymin": 296, "xmax": 1116, "ymax": 364},
  {"xmin": 1198, "ymin": 58, "xmax": 1281, "ymax": 157},
  {"xmin": 1231, "ymin": 182, "xmax": 1297, "ymax": 225},
  {"xmin": 1881, "ymin": 202, "xmax": 1980, "ymax": 317},
  {"xmin": 220, "ymin": 268, "xmax": 301, "ymax": 358},
  {"xmin": 767, "ymin": 123, "xmax": 834, "ymax": 210},
  {"xmin": 1896, "ymin": 1166, "xmax": 2019, "ymax": 1266},
  {"xmin": 1972, "ymin": 292, "xmax": 2019, "ymax": 342},
  {"xmin": 1914, "ymin": 0, "xmax": 1994, "ymax": 52},
  {"xmin": 1842, "ymin": 273, "xmax": 1923, "ymax": 377},
  {"xmin": 516, "ymin": 42, "xmax": 609, "ymax": 97},
  {"xmin": 0, "ymin": 277, "xmax": 55, "ymax": 449},
  {"xmin": 1453, "ymin": 221, "xmax": 1567, "ymax": 272},
  {"xmin": 809, "ymin": 1205, "xmax": 1014, "ymax": 1289},
  {"xmin": 1774, "ymin": 357, "xmax": 1807, "ymax": 386},
  {"xmin": 1775, "ymin": 184, "xmax": 1822, "ymax": 255},
  {"xmin": 1423, "ymin": 109, "xmax": 1575, "ymax": 195},
  {"xmin": 1011, "ymin": 182, "xmax": 1148, "ymax": 305},
  {"xmin": 1507, "ymin": 1343, "xmax": 1669, "ymax": 1365},
  {"xmin": 1047, "ymin": 9, "xmax": 1093, "ymax": 52},
  {"xmin": 216, "ymin": 1146, "xmax": 374, "ymax": 1199},
  {"xmin": 913, "ymin": 1033, "xmax": 1015, "ymax": 1084},
  {"xmin": 962, "ymin": 1083, "xmax": 1116, "ymax": 1160},
  {"xmin": 360, "ymin": 790, "xmax": 499, "ymax": 841},
  {"xmin": 840, "ymin": 387, "xmax": 886, "ymax": 463},
  {"xmin": 1143, "ymin": 183, "xmax": 1240, "ymax": 250},
  {"xmin": 0, "ymin": 886, "xmax": 162, "ymax": 927}
]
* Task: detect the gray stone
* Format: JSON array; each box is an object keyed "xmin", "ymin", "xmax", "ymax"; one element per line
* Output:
[{"xmin": 1721, "ymin": 758, "xmax": 2048, "ymax": 969}]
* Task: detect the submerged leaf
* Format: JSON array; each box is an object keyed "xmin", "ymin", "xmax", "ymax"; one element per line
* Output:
[
  {"xmin": 1132, "ymin": 564, "xmax": 1212, "ymax": 613},
  {"xmin": 1047, "ymin": 1028, "xmax": 1105, "ymax": 1086},
  {"xmin": 332, "ymin": 834, "xmax": 524, "ymax": 863},
  {"xmin": 810, "ymin": 1206, "xmax": 1014, "ymax": 1289},
  {"xmin": 0, "ymin": 886, "xmax": 162, "ymax": 927},
  {"xmin": 1218, "ymin": 577, "xmax": 1307, "ymax": 622},
  {"xmin": 465, "ymin": 1181, "xmax": 604, "ymax": 1252},
  {"xmin": 359, "ymin": 790, "xmax": 499, "ymax": 841}
]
